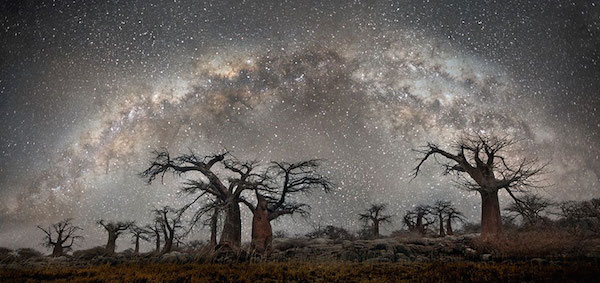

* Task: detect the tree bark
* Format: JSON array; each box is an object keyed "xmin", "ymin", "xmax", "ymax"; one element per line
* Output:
[
  {"xmin": 51, "ymin": 244, "xmax": 63, "ymax": 257},
  {"xmin": 438, "ymin": 214, "xmax": 445, "ymax": 237},
  {"xmin": 219, "ymin": 200, "xmax": 242, "ymax": 248},
  {"xmin": 480, "ymin": 189, "xmax": 503, "ymax": 238},
  {"xmin": 251, "ymin": 194, "xmax": 273, "ymax": 255},
  {"xmin": 106, "ymin": 232, "xmax": 117, "ymax": 254},
  {"xmin": 446, "ymin": 217, "xmax": 453, "ymax": 235},
  {"xmin": 210, "ymin": 208, "xmax": 218, "ymax": 249},
  {"xmin": 373, "ymin": 220, "xmax": 380, "ymax": 237},
  {"xmin": 162, "ymin": 232, "xmax": 173, "ymax": 254},
  {"xmin": 134, "ymin": 237, "xmax": 140, "ymax": 255},
  {"xmin": 154, "ymin": 232, "xmax": 161, "ymax": 253}
]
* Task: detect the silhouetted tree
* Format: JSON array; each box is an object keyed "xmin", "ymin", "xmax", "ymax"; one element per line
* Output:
[
  {"xmin": 97, "ymin": 220, "xmax": 134, "ymax": 254},
  {"xmin": 154, "ymin": 206, "xmax": 183, "ymax": 254},
  {"xmin": 505, "ymin": 193, "xmax": 552, "ymax": 227},
  {"xmin": 403, "ymin": 205, "xmax": 434, "ymax": 235},
  {"xmin": 431, "ymin": 200, "xmax": 452, "ymax": 237},
  {"xmin": 412, "ymin": 133, "xmax": 547, "ymax": 238},
  {"xmin": 559, "ymin": 198, "xmax": 600, "ymax": 233},
  {"xmin": 241, "ymin": 160, "xmax": 333, "ymax": 255},
  {"xmin": 142, "ymin": 151, "xmax": 262, "ymax": 249},
  {"xmin": 129, "ymin": 225, "xmax": 150, "ymax": 255},
  {"xmin": 145, "ymin": 219, "xmax": 163, "ymax": 254},
  {"xmin": 445, "ymin": 205, "xmax": 466, "ymax": 235},
  {"xmin": 37, "ymin": 218, "xmax": 83, "ymax": 257},
  {"xmin": 358, "ymin": 203, "xmax": 392, "ymax": 238}
]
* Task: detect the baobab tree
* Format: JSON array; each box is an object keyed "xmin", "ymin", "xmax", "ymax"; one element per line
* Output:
[
  {"xmin": 403, "ymin": 205, "xmax": 434, "ymax": 235},
  {"xmin": 37, "ymin": 218, "xmax": 83, "ymax": 257},
  {"xmin": 145, "ymin": 219, "xmax": 163, "ymax": 254},
  {"xmin": 154, "ymin": 206, "xmax": 183, "ymax": 254},
  {"xmin": 412, "ymin": 133, "xmax": 547, "ymax": 238},
  {"xmin": 97, "ymin": 220, "xmax": 134, "ymax": 254},
  {"xmin": 431, "ymin": 200, "xmax": 452, "ymax": 237},
  {"xmin": 358, "ymin": 203, "xmax": 393, "ymax": 238},
  {"xmin": 142, "ymin": 151, "xmax": 263, "ymax": 249},
  {"xmin": 129, "ymin": 225, "xmax": 150, "ymax": 255},
  {"xmin": 240, "ymin": 160, "xmax": 333, "ymax": 255},
  {"xmin": 504, "ymin": 193, "xmax": 552, "ymax": 227},
  {"xmin": 444, "ymin": 205, "xmax": 466, "ymax": 235}
]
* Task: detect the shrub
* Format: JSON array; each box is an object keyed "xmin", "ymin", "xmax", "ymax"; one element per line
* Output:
[
  {"xmin": 16, "ymin": 248, "xmax": 43, "ymax": 259},
  {"xmin": 73, "ymin": 246, "xmax": 110, "ymax": 260},
  {"xmin": 273, "ymin": 238, "xmax": 309, "ymax": 251}
]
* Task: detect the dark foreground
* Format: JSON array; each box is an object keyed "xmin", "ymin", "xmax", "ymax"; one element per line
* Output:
[{"xmin": 1, "ymin": 261, "xmax": 599, "ymax": 282}]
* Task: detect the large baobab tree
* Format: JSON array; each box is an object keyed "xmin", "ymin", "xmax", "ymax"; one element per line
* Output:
[
  {"xmin": 154, "ymin": 206, "xmax": 183, "ymax": 254},
  {"xmin": 431, "ymin": 200, "xmax": 452, "ymax": 237},
  {"xmin": 504, "ymin": 193, "xmax": 552, "ymax": 227},
  {"xmin": 240, "ymin": 160, "xmax": 333, "ymax": 255},
  {"xmin": 412, "ymin": 133, "xmax": 547, "ymax": 238},
  {"xmin": 403, "ymin": 205, "xmax": 434, "ymax": 235},
  {"xmin": 444, "ymin": 205, "xmax": 466, "ymax": 235},
  {"xmin": 97, "ymin": 220, "xmax": 134, "ymax": 254},
  {"xmin": 358, "ymin": 203, "xmax": 393, "ymax": 238},
  {"xmin": 129, "ymin": 225, "xmax": 150, "ymax": 255},
  {"xmin": 37, "ymin": 218, "xmax": 83, "ymax": 257},
  {"xmin": 142, "ymin": 151, "xmax": 262, "ymax": 249}
]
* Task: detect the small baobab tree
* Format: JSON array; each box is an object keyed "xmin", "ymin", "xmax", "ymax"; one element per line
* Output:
[
  {"xmin": 241, "ymin": 160, "xmax": 333, "ymax": 255},
  {"xmin": 145, "ymin": 219, "xmax": 163, "ymax": 254},
  {"xmin": 129, "ymin": 225, "xmax": 150, "ymax": 255},
  {"xmin": 431, "ymin": 200, "xmax": 452, "ymax": 237},
  {"xmin": 412, "ymin": 133, "xmax": 547, "ymax": 238},
  {"xmin": 403, "ymin": 205, "xmax": 434, "ymax": 235},
  {"xmin": 358, "ymin": 203, "xmax": 393, "ymax": 238},
  {"xmin": 504, "ymin": 193, "xmax": 552, "ymax": 227},
  {"xmin": 97, "ymin": 220, "xmax": 134, "ymax": 254},
  {"xmin": 37, "ymin": 218, "xmax": 83, "ymax": 257},
  {"xmin": 444, "ymin": 205, "xmax": 466, "ymax": 235},
  {"xmin": 154, "ymin": 206, "xmax": 184, "ymax": 254}
]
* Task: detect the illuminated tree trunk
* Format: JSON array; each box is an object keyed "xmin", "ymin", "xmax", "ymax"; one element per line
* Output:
[
  {"xmin": 251, "ymin": 194, "xmax": 273, "ymax": 255},
  {"xmin": 210, "ymin": 208, "xmax": 219, "ymax": 249},
  {"xmin": 480, "ymin": 189, "xmax": 502, "ymax": 238},
  {"xmin": 438, "ymin": 213, "xmax": 445, "ymax": 237},
  {"xmin": 134, "ymin": 237, "xmax": 140, "ymax": 255}
]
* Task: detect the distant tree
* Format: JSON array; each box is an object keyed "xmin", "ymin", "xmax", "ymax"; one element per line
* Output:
[
  {"xmin": 37, "ymin": 218, "xmax": 83, "ymax": 257},
  {"xmin": 412, "ymin": 133, "xmax": 548, "ymax": 238},
  {"xmin": 97, "ymin": 220, "xmax": 134, "ymax": 254},
  {"xmin": 559, "ymin": 198, "xmax": 600, "ymax": 233},
  {"xmin": 431, "ymin": 200, "xmax": 452, "ymax": 237},
  {"xmin": 154, "ymin": 206, "xmax": 183, "ymax": 254},
  {"xmin": 445, "ymin": 205, "xmax": 466, "ymax": 235},
  {"xmin": 403, "ymin": 205, "xmax": 434, "ymax": 235},
  {"xmin": 504, "ymin": 194, "xmax": 552, "ymax": 227},
  {"xmin": 145, "ymin": 219, "xmax": 163, "ymax": 254},
  {"xmin": 129, "ymin": 225, "xmax": 150, "ymax": 255},
  {"xmin": 358, "ymin": 203, "xmax": 393, "ymax": 238},
  {"xmin": 241, "ymin": 160, "xmax": 333, "ymax": 255}
]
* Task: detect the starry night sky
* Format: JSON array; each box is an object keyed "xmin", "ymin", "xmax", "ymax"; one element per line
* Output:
[{"xmin": 1, "ymin": 0, "xmax": 599, "ymax": 251}]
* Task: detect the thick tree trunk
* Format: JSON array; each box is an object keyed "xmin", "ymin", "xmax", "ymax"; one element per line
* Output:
[
  {"xmin": 219, "ymin": 201, "xmax": 242, "ymax": 248},
  {"xmin": 162, "ymin": 233, "xmax": 173, "ymax": 254},
  {"xmin": 251, "ymin": 194, "xmax": 273, "ymax": 255},
  {"xmin": 373, "ymin": 220, "xmax": 380, "ymax": 238},
  {"xmin": 134, "ymin": 237, "xmax": 140, "ymax": 255},
  {"xmin": 446, "ymin": 217, "xmax": 453, "ymax": 235},
  {"xmin": 106, "ymin": 232, "xmax": 117, "ymax": 254},
  {"xmin": 438, "ymin": 214, "xmax": 445, "ymax": 237},
  {"xmin": 210, "ymin": 208, "xmax": 218, "ymax": 249},
  {"xmin": 51, "ymin": 244, "xmax": 63, "ymax": 257},
  {"xmin": 480, "ymin": 189, "xmax": 503, "ymax": 238},
  {"xmin": 416, "ymin": 216, "xmax": 425, "ymax": 235}
]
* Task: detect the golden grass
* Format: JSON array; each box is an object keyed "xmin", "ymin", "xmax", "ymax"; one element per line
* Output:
[{"xmin": 1, "ymin": 261, "xmax": 598, "ymax": 282}]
